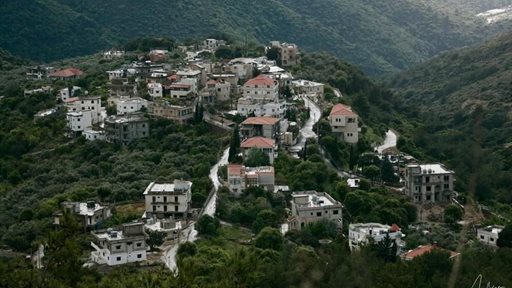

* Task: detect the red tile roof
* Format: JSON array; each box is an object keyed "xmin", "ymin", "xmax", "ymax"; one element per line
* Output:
[
  {"xmin": 49, "ymin": 68, "xmax": 83, "ymax": 78},
  {"xmin": 64, "ymin": 97, "xmax": 80, "ymax": 103},
  {"xmin": 244, "ymin": 75, "xmax": 275, "ymax": 87},
  {"xmin": 241, "ymin": 137, "xmax": 275, "ymax": 149},
  {"xmin": 404, "ymin": 244, "xmax": 460, "ymax": 261},
  {"xmin": 241, "ymin": 117, "xmax": 280, "ymax": 126},
  {"xmin": 170, "ymin": 83, "xmax": 191, "ymax": 89},
  {"xmin": 330, "ymin": 104, "xmax": 357, "ymax": 117},
  {"xmin": 227, "ymin": 164, "xmax": 244, "ymax": 176},
  {"xmin": 389, "ymin": 224, "xmax": 401, "ymax": 232}
]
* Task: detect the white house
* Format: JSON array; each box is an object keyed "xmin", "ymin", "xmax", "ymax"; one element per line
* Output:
[
  {"xmin": 477, "ymin": 225, "xmax": 504, "ymax": 247},
  {"xmin": 143, "ymin": 180, "xmax": 192, "ymax": 219},
  {"xmin": 65, "ymin": 96, "xmax": 103, "ymax": 124},
  {"xmin": 66, "ymin": 111, "xmax": 93, "ymax": 133},
  {"xmin": 288, "ymin": 191, "xmax": 343, "ymax": 231},
  {"xmin": 116, "ymin": 97, "xmax": 148, "ymax": 115},
  {"xmin": 54, "ymin": 201, "xmax": 112, "ymax": 230},
  {"xmin": 237, "ymin": 98, "xmax": 285, "ymax": 118},
  {"xmin": 84, "ymin": 128, "xmax": 106, "ymax": 141},
  {"xmin": 241, "ymin": 75, "xmax": 279, "ymax": 102},
  {"xmin": 292, "ymin": 79, "xmax": 324, "ymax": 99},
  {"xmin": 147, "ymin": 82, "xmax": 163, "ymax": 99},
  {"xmin": 348, "ymin": 223, "xmax": 405, "ymax": 252},
  {"xmin": 58, "ymin": 86, "xmax": 82, "ymax": 102},
  {"xmin": 201, "ymin": 38, "xmax": 226, "ymax": 51},
  {"xmin": 91, "ymin": 222, "xmax": 147, "ymax": 266},
  {"xmin": 329, "ymin": 104, "xmax": 359, "ymax": 144}
]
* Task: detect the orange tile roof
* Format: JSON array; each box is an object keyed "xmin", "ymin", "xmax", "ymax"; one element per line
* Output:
[
  {"xmin": 240, "ymin": 136, "xmax": 275, "ymax": 149},
  {"xmin": 404, "ymin": 244, "xmax": 460, "ymax": 260},
  {"xmin": 227, "ymin": 164, "xmax": 244, "ymax": 176},
  {"xmin": 241, "ymin": 117, "xmax": 280, "ymax": 126},
  {"xmin": 50, "ymin": 68, "xmax": 83, "ymax": 78},
  {"xmin": 390, "ymin": 224, "xmax": 401, "ymax": 232},
  {"xmin": 244, "ymin": 75, "xmax": 275, "ymax": 87},
  {"xmin": 330, "ymin": 103, "xmax": 357, "ymax": 117}
]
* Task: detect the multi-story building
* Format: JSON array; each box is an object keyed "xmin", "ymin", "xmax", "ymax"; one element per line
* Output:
[
  {"xmin": 329, "ymin": 104, "xmax": 359, "ymax": 144},
  {"xmin": 104, "ymin": 113, "xmax": 149, "ymax": 144},
  {"xmin": 237, "ymin": 98, "xmax": 286, "ymax": 118},
  {"xmin": 91, "ymin": 222, "xmax": 147, "ymax": 266},
  {"xmin": 201, "ymin": 38, "xmax": 227, "ymax": 51},
  {"xmin": 65, "ymin": 96, "xmax": 103, "ymax": 124},
  {"xmin": 116, "ymin": 97, "xmax": 148, "ymax": 115},
  {"xmin": 269, "ymin": 41, "xmax": 300, "ymax": 67},
  {"xmin": 227, "ymin": 164, "xmax": 275, "ymax": 195},
  {"xmin": 240, "ymin": 117, "xmax": 281, "ymax": 140},
  {"xmin": 348, "ymin": 223, "xmax": 405, "ymax": 252},
  {"xmin": 143, "ymin": 180, "xmax": 192, "ymax": 219},
  {"xmin": 404, "ymin": 164, "xmax": 455, "ymax": 203},
  {"xmin": 477, "ymin": 225, "xmax": 504, "ymax": 247},
  {"xmin": 54, "ymin": 201, "xmax": 112, "ymax": 230},
  {"xmin": 292, "ymin": 79, "xmax": 324, "ymax": 99},
  {"xmin": 205, "ymin": 80, "xmax": 231, "ymax": 102},
  {"xmin": 66, "ymin": 111, "xmax": 93, "ymax": 134},
  {"xmin": 108, "ymin": 78, "xmax": 138, "ymax": 98},
  {"xmin": 147, "ymin": 82, "xmax": 163, "ymax": 99},
  {"xmin": 150, "ymin": 100, "xmax": 194, "ymax": 124},
  {"xmin": 288, "ymin": 191, "xmax": 343, "ymax": 231},
  {"xmin": 58, "ymin": 86, "xmax": 82, "ymax": 102},
  {"xmin": 26, "ymin": 66, "xmax": 56, "ymax": 80},
  {"xmin": 241, "ymin": 75, "xmax": 279, "ymax": 102},
  {"xmin": 240, "ymin": 136, "xmax": 276, "ymax": 164}
]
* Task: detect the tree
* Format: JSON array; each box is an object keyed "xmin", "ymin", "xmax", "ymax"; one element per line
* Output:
[
  {"xmin": 363, "ymin": 165, "xmax": 380, "ymax": 181},
  {"xmin": 266, "ymin": 47, "xmax": 280, "ymax": 62},
  {"xmin": 197, "ymin": 215, "xmax": 220, "ymax": 236},
  {"xmin": 254, "ymin": 227, "xmax": 283, "ymax": 251},
  {"xmin": 228, "ymin": 124, "xmax": 240, "ymax": 162},
  {"xmin": 245, "ymin": 149, "xmax": 270, "ymax": 167},
  {"xmin": 177, "ymin": 242, "xmax": 198, "ymax": 259},
  {"xmin": 194, "ymin": 102, "xmax": 204, "ymax": 123},
  {"xmin": 252, "ymin": 209, "xmax": 279, "ymax": 233},
  {"xmin": 381, "ymin": 158, "xmax": 398, "ymax": 183},
  {"xmin": 443, "ymin": 204, "xmax": 463, "ymax": 224},
  {"xmin": 146, "ymin": 230, "xmax": 166, "ymax": 251},
  {"xmin": 373, "ymin": 233, "xmax": 397, "ymax": 263},
  {"xmin": 497, "ymin": 225, "xmax": 512, "ymax": 248}
]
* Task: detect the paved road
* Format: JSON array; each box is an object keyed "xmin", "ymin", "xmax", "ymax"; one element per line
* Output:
[
  {"xmin": 333, "ymin": 88, "xmax": 343, "ymax": 98},
  {"xmin": 163, "ymin": 147, "xmax": 229, "ymax": 271},
  {"xmin": 291, "ymin": 96, "xmax": 321, "ymax": 151},
  {"xmin": 376, "ymin": 130, "xmax": 398, "ymax": 154}
]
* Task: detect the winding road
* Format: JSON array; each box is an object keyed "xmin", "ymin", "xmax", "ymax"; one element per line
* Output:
[
  {"xmin": 376, "ymin": 130, "xmax": 398, "ymax": 154},
  {"xmin": 291, "ymin": 96, "xmax": 322, "ymax": 151},
  {"xmin": 162, "ymin": 147, "xmax": 230, "ymax": 271}
]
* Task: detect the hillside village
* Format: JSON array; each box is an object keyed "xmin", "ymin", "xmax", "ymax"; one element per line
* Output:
[
  {"xmin": 16, "ymin": 38, "xmax": 509, "ymax": 273},
  {"xmin": 0, "ymin": 39, "xmax": 508, "ymax": 288}
]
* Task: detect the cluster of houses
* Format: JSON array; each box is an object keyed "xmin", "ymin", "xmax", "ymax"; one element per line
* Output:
[{"xmin": 53, "ymin": 179, "xmax": 193, "ymax": 266}]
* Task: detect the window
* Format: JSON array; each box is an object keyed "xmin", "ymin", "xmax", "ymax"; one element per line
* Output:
[
  {"xmin": 116, "ymin": 257, "xmax": 121, "ymax": 261},
  {"xmin": 152, "ymin": 196, "xmax": 156, "ymax": 202},
  {"xmin": 163, "ymin": 196, "xmax": 167, "ymax": 202},
  {"xmin": 153, "ymin": 205, "xmax": 156, "ymax": 211},
  {"xmin": 490, "ymin": 238, "xmax": 495, "ymax": 242},
  {"xmin": 137, "ymin": 254, "xmax": 142, "ymax": 259},
  {"xmin": 480, "ymin": 235, "xmax": 484, "ymax": 239},
  {"xmin": 164, "ymin": 205, "xmax": 167, "ymax": 212},
  {"xmin": 333, "ymin": 210, "xmax": 339, "ymax": 215},
  {"xmin": 127, "ymin": 242, "xmax": 132, "ymax": 246},
  {"xmin": 425, "ymin": 176, "xmax": 430, "ymax": 183},
  {"xmin": 316, "ymin": 212, "xmax": 322, "ymax": 217},
  {"xmin": 136, "ymin": 242, "xmax": 142, "ymax": 247},
  {"xmin": 175, "ymin": 206, "xmax": 179, "ymax": 211},
  {"xmin": 444, "ymin": 184, "xmax": 449, "ymax": 189},
  {"xmin": 426, "ymin": 186, "xmax": 431, "ymax": 192},
  {"xmin": 116, "ymin": 245, "xmax": 121, "ymax": 249},
  {"xmin": 175, "ymin": 196, "xmax": 178, "ymax": 202},
  {"xmin": 444, "ymin": 175, "xmax": 450, "ymax": 181}
]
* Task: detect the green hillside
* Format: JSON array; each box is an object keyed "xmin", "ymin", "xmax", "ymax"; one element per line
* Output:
[
  {"xmin": 1, "ymin": 0, "xmax": 510, "ymax": 75},
  {"xmin": 388, "ymin": 30, "xmax": 512, "ymax": 204}
]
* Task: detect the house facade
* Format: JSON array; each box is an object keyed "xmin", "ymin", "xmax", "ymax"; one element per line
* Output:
[
  {"xmin": 329, "ymin": 104, "xmax": 359, "ymax": 144},
  {"xmin": 241, "ymin": 75, "xmax": 279, "ymax": 102},
  {"xmin": 150, "ymin": 100, "xmax": 194, "ymax": 124},
  {"xmin": 237, "ymin": 98, "xmax": 285, "ymax": 118},
  {"xmin": 477, "ymin": 225, "xmax": 504, "ymax": 247},
  {"xmin": 227, "ymin": 164, "xmax": 275, "ymax": 195},
  {"xmin": 348, "ymin": 223, "xmax": 405, "ymax": 252},
  {"xmin": 292, "ymin": 79, "xmax": 324, "ymax": 99},
  {"xmin": 104, "ymin": 113, "xmax": 149, "ymax": 144},
  {"xmin": 288, "ymin": 191, "xmax": 343, "ymax": 231},
  {"xmin": 116, "ymin": 97, "xmax": 148, "ymax": 115},
  {"xmin": 54, "ymin": 201, "xmax": 112, "ymax": 230},
  {"xmin": 143, "ymin": 180, "xmax": 192, "ymax": 219},
  {"xmin": 91, "ymin": 222, "xmax": 147, "ymax": 266},
  {"xmin": 269, "ymin": 41, "xmax": 300, "ymax": 67},
  {"xmin": 404, "ymin": 164, "xmax": 455, "ymax": 203},
  {"xmin": 240, "ymin": 136, "xmax": 276, "ymax": 164},
  {"xmin": 240, "ymin": 117, "xmax": 280, "ymax": 140}
]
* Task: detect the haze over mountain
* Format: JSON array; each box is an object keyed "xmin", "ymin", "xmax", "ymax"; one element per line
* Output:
[
  {"xmin": 389, "ymin": 30, "xmax": 512, "ymax": 203},
  {"xmin": 1, "ymin": 0, "xmax": 511, "ymax": 75}
]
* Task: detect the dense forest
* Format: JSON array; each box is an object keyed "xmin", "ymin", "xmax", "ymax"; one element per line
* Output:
[
  {"xmin": 1, "ymin": 0, "xmax": 511, "ymax": 74},
  {"xmin": 388, "ymin": 31, "xmax": 512, "ymax": 213}
]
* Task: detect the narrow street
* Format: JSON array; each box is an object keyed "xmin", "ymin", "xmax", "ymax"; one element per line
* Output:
[
  {"xmin": 162, "ymin": 147, "xmax": 229, "ymax": 271},
  {"xmin": 376, "ymin": 130, "xmax": 398, "ymax": 154}
]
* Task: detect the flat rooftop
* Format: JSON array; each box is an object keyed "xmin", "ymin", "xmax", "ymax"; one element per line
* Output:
[
  {"xmin": 408, "ymin": 164, "xmax": 453, "ymax": 174},
  {"xmin": 143, "ymin": 181, "xmax": 192, "ymax": 195},
  {"xmin": 292, "ymin": 191, "xmax": 340, "ymax": 208}
]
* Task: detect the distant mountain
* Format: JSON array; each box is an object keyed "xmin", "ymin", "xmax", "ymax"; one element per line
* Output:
[
  {"xmin": 1, "ymin": 0, "xmax": 510, "ymax": 75},
  {"xmin": 388, "ymin": 30, "xmax": 512, "ymax": 203}
]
